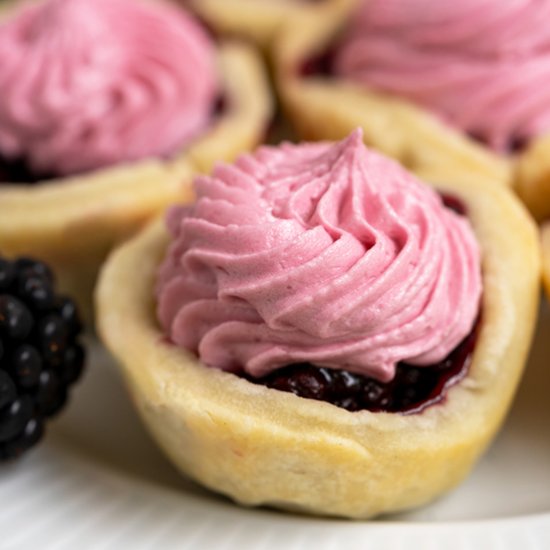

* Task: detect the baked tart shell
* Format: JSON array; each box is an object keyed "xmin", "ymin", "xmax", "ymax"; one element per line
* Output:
[
  {"xmin": 186, "ymin": 0, "xmax": 354, "ymax": 50},
  {"xmin": 541, "ymin": 222, "xmax": 550, "ymax": 300},
  {"xmin": 97, "ymin": 175, "xmax": 540, "ymax": 519},
  {"xmin": 515, "ymin": 136, "xmax": 550, "ymax": 222},
  {"xmin": 0, "ymin": 39, "xmax": 272, "ymax": 321}
]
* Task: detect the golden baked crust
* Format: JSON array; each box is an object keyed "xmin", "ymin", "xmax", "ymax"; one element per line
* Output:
[
  {"xmin": 541, "ymin": 222, "xmax": 550, "ymax": 299},
  {"xmin": 96, "ymin": 174, "xmax": 540, "ymax": 519},
  {"xmin": 0, "ymin": 33, "xmax": 272, "ymax": 320},
  {"xmin": 515, "ymin": 136, "xmax": 550, "ymax": 222},
  {"xmin": 185, "ymin": 0, "xmax": 353, "ymax": 50},
  {"xmin": 273, "ymin": 2, "xmax": 550, "ymax": 220}
]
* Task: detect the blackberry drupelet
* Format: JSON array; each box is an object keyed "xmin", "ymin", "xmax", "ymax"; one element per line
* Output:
[{"xmin": 0, "ymin": 256, "xmax": 86, "ymax": 461}]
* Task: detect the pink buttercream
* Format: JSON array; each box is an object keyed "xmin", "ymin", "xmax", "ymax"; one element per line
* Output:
[
  {"xmin": 156, "ymin": 130, "xmax": 482, "ymax": 382},
  {"xmin": 335, "ymin": 0, "xmax": 550, "ymax": 151},
  {"xmin": 0, "ymin": 0, "xmax": 218, "ymax": 175}
]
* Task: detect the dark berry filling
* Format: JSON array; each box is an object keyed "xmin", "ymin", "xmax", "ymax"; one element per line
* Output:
[
  {"xmin": 440, "ymin": 192, "xmax": 468, "ymax": 216},
  {"xmin": 508, "ymin": 135, "xmax": 529, "ymax": 154},
  {"xmin": 212, "ymin": 94, "xmax": 227, "ymax": 118},
  {"xmin": 249, "ymin": 317, "xmax": 479, "ymax": 414},
  {"xmin": 300, "ymin": 47, "xmax": 337, "ymax": 78},
  {"xmin": 0, "ymin": 157, "xmax": 55, "ymax": 185},
  {"xmin": 467, "ymin": 131, "xmax": 529, "ymax": 155},
  {"xmin": 0, "ymin": 256, "xmax": 86, "ymax": 461}
]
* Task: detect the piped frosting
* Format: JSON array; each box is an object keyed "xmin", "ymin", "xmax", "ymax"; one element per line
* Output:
[
  {"xmin": 0, "ymin": 0, "xmax": 219, "ymax": 175},
  {"xmin": 335, "ymin": 0, "xmax": 550, "ymax": 151},
  {"xmin": 157, "ymin": 130, "xmax": 482, "ymax": 382}
]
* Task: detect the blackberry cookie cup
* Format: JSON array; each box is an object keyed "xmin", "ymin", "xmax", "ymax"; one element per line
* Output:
[
  {"xmin": 274, "ymin": 3, "xmax": 550, "ymax": 216},
  {"xmin": 97, "ymin": 175, "xmax": 540, "ymax": 519},
  {"xmin": 0, "ymin": 40, "xmax": 272, "ymax": 323}
]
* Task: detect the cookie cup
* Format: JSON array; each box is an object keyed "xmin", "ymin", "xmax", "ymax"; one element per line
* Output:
[
  {"xmin": 275, "ymin": 3, "xmax": 550, "ymax": 219},
  {"xmin": 97, "ymin": 172, "xmax": 540, "ymax": 518},
  {"xmin": 0, "ymin": 35, "xmax": 272, "ymax": 322}
]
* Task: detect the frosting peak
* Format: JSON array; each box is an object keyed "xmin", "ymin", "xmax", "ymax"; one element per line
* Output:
[
  {"xmin": 157, "ymin": 130, "xmax": 482, "ymax": 382},
  {"xmin": 0, "ymin": 0, "xmax": 219, "ymax": 175},
  {"xmin": 335, "ymin": 0, "xmax": 550, "ymax": 151}
]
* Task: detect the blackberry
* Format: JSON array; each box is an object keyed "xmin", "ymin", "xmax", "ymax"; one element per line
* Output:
[
  {"xmin": 251, "ymin": 318, "xmax": 479, "ymax": 414},
  {"xmin": 0, "ymin": 256, "xmax": 86, "ymax": 461},
  {"xmin": 0, "ymin": 259, "xmax": 16, "ymax": 290}
]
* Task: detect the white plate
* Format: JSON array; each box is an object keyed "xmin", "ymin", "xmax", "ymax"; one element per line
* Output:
[{"xmin": 1, "ymin": 305, "xmax": 549, "ymax": 549}]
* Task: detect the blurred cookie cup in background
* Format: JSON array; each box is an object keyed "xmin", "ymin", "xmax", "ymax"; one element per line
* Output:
[
  {"xmin": 274, "ymin": 0, "xmax": 550, "ymax": 223},
  {"xmin": 0, "ymin": 0, "xmax": 272, "ymax": 322}
]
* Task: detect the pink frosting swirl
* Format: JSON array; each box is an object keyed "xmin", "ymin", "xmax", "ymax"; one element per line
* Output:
[
  {"xmin": 156, "ymin": 130, "xmax": 482, "ymax": 382},
  {"xmin": 335, "ymin": 0, "xmax": 550, "ymax": 151},
  {"xmin": 0, "ymin": 0, "xmax": 218, "ymax": 176}
]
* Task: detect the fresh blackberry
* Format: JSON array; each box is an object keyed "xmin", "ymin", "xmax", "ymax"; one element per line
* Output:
[
  {"xmin": 0, "ymin": 295, "xmax": 33, "ymax": 340},
  {"xmin": 0, "ymin": 256, "xmax": 86, "ymax": 461}
]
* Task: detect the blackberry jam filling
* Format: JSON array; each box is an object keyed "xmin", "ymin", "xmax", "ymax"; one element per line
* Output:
[
  {"xmin": 212, "ymin": 93, "xmax": 227, "ymax": 118},
  {"xmin": 249, "ymin": 317, "xmax": 480, "ymax": 414},
  {"xmin": 0, "ymin": 157, "xmax": 55, "ymax": 185},
  {"xmin": 300, "ymin": 47, "xmax": 337, "ymax": 78},
  {"xmin": 441, "ymin": 192, "xmax": 468, "ymax": 216},
  {"xmin": 467, "ymin": 131, "xmax": 529, "ymax": 155}
]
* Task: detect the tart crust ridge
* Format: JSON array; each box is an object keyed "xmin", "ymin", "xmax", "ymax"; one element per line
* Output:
[
  {"xmin": 541, "ymin": 222, "xmax": 550, "ymax": 299},
  {"xmin": 186, "ymin": 0, "xmax": 355, "ymax": 50}
]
